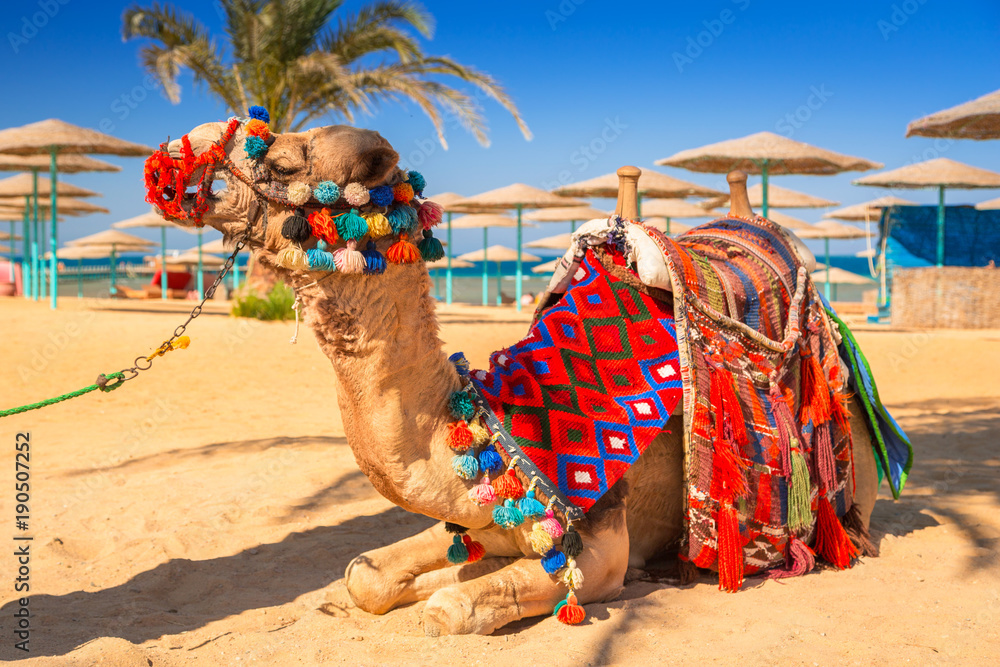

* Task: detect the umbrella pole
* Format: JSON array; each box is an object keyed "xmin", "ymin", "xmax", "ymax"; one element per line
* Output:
[
  {"xmin": 110, "ymin": 246, "xmax": 117, "ymax": 297},
  {"xmin": 496, "ymin": 260, "xmax": 502, "ymax": 306},
  {"xmin": 21, "ymin": 203, "xmax": 29, "ymax": 299},
  {"xmin": 435, "ymin": 268, "xmax": 441, "ymax": 300},
  {"xmin": 936, "ymin": 185, "xmax": 945, "ymax": 267},
  {"xmin": 445, "ymin": 212, "xmax": 453, "ymax": 305},
  {"xmin": 197, "ymin": 229, "xmax": 204, "ymax": 298},
  {"xmin": 49, "ymin": 149, "xmax": 58, "ymax": 309},
  {"xmin": 761, "ymin": 160, "xmax": 770, "ymax": 218},
  {"xmin": 824, "ymin": 237, "xmax": 831, "ymax": 300},
  {"xmin": 161, "ymin": 226, "xmax": 167, "ymax": 300},
  {"xmin": 637, "ymin": 193, "xmax": 643, "ymax": 219},
  {"xmin": 666, "ymin": 216, "xmax": 672, "ymax": 235},
  {"xmin": 31, "ymin": 172, "xmax": 39, "ymax": 301},
  {"xmin": 570, "ymin": 219, "xmax": 577, "ymax": 233},
  {"xmin": 8, "ymin": 221, "xmax": 14, "ymax": 284},
  {"xmin": 515, "ymin": 204, "xmax": 523, "ymax": 311},
  {"xmin": 482, "ymin": 227, "xmax": 488, "ymax": 306},
  {"xmin": 77, "ymin": 258, "xmax": 82, "ymax": 299},
  {"xmin": 39, "ymin": 215, "xmax": 47, "ymax": 299}
]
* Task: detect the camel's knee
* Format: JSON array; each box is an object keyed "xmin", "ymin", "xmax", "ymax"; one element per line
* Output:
[
  {"xmin": 423, "ymin": 586, "xmax": 483, "ymax": 636},
  {"xmin": 345, "ymin": 552, "xmax": 407, "ymax": 615}
]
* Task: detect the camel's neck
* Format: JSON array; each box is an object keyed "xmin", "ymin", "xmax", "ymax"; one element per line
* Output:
[{"xmin": 295, "ymin": 265, "xmax": 483, "ymax": 523}]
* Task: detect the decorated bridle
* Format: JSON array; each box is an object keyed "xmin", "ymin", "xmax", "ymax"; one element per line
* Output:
[{"xmin": 143, "ymin": 105, "xmax": 445, "ymax": 275}]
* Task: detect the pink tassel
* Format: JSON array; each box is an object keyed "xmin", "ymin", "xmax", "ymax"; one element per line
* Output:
[
  {"xmin": 468, "ymin": 475, "xmax": 496, "ymax": 505},
  {"xmin": 814, "ymin": 421, "xmax": 837, "ymax": 493},
  {"xmin": 418, "ymin": 200, "xmax": 443, "ymax": 229},
  {"xmin": 538, "ymin": 508, "xmax": 563, "ymax": 538},
  {"xmin": 769, "ymin": 383, "xmax": 795, "ymax": 477},
  {"xmin": 767, "ymin": 535, "xmax": 816, "ymax": 580},
  {"xmin": 334, "ymin": 240, "xmax": 365, "ymax": 273}
]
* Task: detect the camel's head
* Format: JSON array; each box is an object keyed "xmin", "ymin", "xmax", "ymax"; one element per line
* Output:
[{"xmin": 145, "ymin": 110, "xmax": 441, "ymax": 278}]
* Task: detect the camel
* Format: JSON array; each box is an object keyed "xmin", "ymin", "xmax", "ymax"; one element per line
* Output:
[{"xmin": 154, "ymin": 119, "xmax": 880, "ymax": 636}]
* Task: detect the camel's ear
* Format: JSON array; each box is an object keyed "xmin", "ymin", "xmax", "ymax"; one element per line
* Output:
[{"xmin": 308, "ymin": 126, "xmax": 400, "ymax": 187}]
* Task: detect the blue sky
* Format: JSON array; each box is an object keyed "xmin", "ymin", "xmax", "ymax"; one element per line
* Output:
[{"xmin": 2, "ymin": 0, "xmax": 999, "ymax": 257}]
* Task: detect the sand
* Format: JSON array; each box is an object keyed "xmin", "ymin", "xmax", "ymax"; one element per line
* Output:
[{"xmin": 0, "ymin": 297, "xmax": 998, "ymax": 666}]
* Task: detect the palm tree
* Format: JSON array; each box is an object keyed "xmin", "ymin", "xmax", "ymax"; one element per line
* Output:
[{"xmin": 122, "ymin": 0, "xmax": 531, "ymax": 146}]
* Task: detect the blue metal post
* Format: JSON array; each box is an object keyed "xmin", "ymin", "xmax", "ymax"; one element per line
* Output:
[
  {"xmin": 515, "ymin": 204, "xmax": 523, "ymax": 311},
  {"xmin": 481, "ymin": 227, "xmax": 488, "ymax": 306},
  {"xmin": 445, "ymin": 212, "xmax": 453, "ymax": 304},
  {"xmin": 49, "ymin": 150, "xmax": 58, "ymax": 309}
]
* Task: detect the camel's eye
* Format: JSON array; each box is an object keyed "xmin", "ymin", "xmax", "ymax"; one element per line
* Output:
[{"xmin": 271, "ymin": 162, "xmax": 296, "ymax": 176}]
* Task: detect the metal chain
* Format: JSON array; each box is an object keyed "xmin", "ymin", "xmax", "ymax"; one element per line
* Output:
[{"xmin": 109, "ymin": 225, "xmax": 253, "ymax": 386}]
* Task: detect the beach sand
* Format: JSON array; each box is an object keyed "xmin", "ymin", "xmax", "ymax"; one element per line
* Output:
[{"xmin": 1, "ymin": 298, "xmax": 998, "ymax": 666}]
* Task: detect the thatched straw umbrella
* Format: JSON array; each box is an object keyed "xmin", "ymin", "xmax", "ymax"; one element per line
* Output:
[
  {"xmin": 67, "ymin": 230, "xmax": 155, "ymax": 296},
  {"xmin": 643, "ymin": 216, "xmax": 693, "ymax": 236},
  {"xmin": 656, "ymin": 131, "xmax": 880, "ymax": 216},
  {"xmin": 450, "ymin": 214, "xmax": 527, "ymax": 306},
  {"xmin": 975, "ymin": 196, "xmax": 1000, "ymax": 210},
  {"xmin": 457, "ymin": 245, "xmax": 541, "ymax": 307},
  {"xmin": 824, "ymin": 195, "xmax": 917, "ymax": 222},
  {"xmin": 525, "ymin": 232, "xmax": 573, "ymax": 251},
  {"xmin": 0, "ymin": 118, "xmax": 152, "ymax": 309},
  {"xmin": 906, "ymin": 89, "xmax": 1000, "ymax": 140},
  {"xmin": 523, "ymin": 205, "xmax": 609, "ymax": 233},
  {"xmin": 702, "ymin": 183, "xmax": 839, "ymax": 211},
  {"xmin": 808, "ymin": 266, "xmax": 874, "ymax": 301},
  {"xmin": 531, "ymin": 258, "xmax": 560, "ymax": 274},
  {"xmin": 47, "ymin": 244, "xmax": 125, "ymax": 298},
  {"xmin": 764, "ymin": 210, "xmax": 819, "ymax": 232},
  {"xmin": 553, "ymin": 171, "xmax": 722, "ymax": 218},
  {"xmin": 796, "ymin": 220, "xmax": 872, "ymax": 299},
  {"xmin": 452, "ymin": 185, "xmax": 582, "ymax": 310},
  {"xmin": 853, "ymin": 158, "xmax": 1000, "ymax": 266},
  {"xmin": 639, "ymin": 198, "xmax": 719, "ymax": 233},
  {"xmin": 0, "ymin": 197, "xmax": 108, "ymax": 215},
  {"xmin": 425, "ymin": 192, "xmax": 493, "ymax": 305}
]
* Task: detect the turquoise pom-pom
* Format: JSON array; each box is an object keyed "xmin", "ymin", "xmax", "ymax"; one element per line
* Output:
[
  {"xmin": 370, "ymin": 185, "xmax": 394, "ymax": 207},
  {"xmin": 517, "ymin": 489, "xmax": 546, "ymax": 518},
  {"xmin": 492, "ymin": 499, "xmax": 524, "ymax": 529},
  {"xmin": 446, "ymin": 535, "xmax": 469, "ymax": 564},
  {"xmin": 362, "ymin": 241, "xmax": 387, "ymax": 275},
  {"xmin": 478, "ymin": 449, "xmax": 502, "ymax": 474},
  {"xmin": 402, "ymin": 205, "xmax": 420, "ymax": 231},
  {"xmin": 407, "ymin": 170, "xmax": 426, "ymax": 194},
  {"xmin": 314, "ymin": 181, "xmax": 341, "ymax": 205},
  {"xmin": 386, "ymin": 207, "xmax": 410, "ymax": 234},
  {"xmin": 335, "ymin": 208, "xmax": 368, "ymax": 240},
  {"xmin": 451, "ymin": 450, "xmax": 479, "ymax": 480},
  {"xmin": 449, "ymin": 391, "xmax": 475, "ymax": 420},
  {"xmin": 541, "ymin": 548, "xmax": 566, "ymax": 574},
  {"xmin": 245, "ymin": 135, "xmax": 268, "ymax": 159},
  {"xmin": 306, "ymin": 248, "xmax": 336, "ymax": 271},
  {"xmin": 248, "ymin": 105, "xmax": 270, "ymax": 122},
  {"xmin": 418, "ymin": 233, "xmax": 445, "ymax": 261}
]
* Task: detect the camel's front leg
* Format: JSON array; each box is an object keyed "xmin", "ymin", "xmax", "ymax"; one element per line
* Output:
[
  {"xmin": 421, "ymin": 507, "xmax": 630, "ymax": 636},
  {"xmin": 345, "ymin": 522, "xmax": 513, "ymax": 614}
]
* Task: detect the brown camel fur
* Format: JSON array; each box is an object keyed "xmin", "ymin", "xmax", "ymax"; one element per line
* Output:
[{"xmin": 162, "ymin": 121, "xmax": 880, "ymax": 636}]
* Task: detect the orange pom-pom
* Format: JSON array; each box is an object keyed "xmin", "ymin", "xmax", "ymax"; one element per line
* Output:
[
  {"xmin": 245, "ymin": 118, "xmax": 270, "ymax": 139},
  {"xmin": 492, "ymin": 469, "xmax": 524, "ymax": 500},
  {"xmin": 393, "ymin": 182, "xmax": 414, "ymax": 203},
  {"xmin": 386, "ymin": 234, "xmax": 421, "ymax": 264},
  {"xmin": 447, "ymin": 420, "xmax": 474, "ymax": 450},
  {"xmin": 556, "ymin": 595, "xmax": 586, "ymax": 625},
  {"xmin": 308, "ymin": 208, "xmax": 338, "ymax": 245},
  {"xmin": 462, "ymin": 534, "xmax": 485, "ymax": 562}
]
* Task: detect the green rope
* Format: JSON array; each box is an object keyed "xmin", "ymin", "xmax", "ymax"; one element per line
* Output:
[{"xmin": 0, "ymin": 372, "xmax": 126, "ymax": 419}]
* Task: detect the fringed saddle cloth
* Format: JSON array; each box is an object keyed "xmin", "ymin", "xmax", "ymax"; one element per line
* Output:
[{"xmin": 461, "ymin": 214, "xmax": 911, "ymax": 593}]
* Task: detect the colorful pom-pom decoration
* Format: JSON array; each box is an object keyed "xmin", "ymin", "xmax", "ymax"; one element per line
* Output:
[
  {"xmin": 306, "ymin": 248, "xmax": 336, "ymax": 271},
  {"xmin": 393, "ymin": 182, "xmax": 414, "ymax": 203},
  {"xmin": 561, "ymin": 559, "xmax": 585, "ymax": 589},
  {"xmin": 369, "ymin": 185, "xmax": 394, "ymax": 207},
  {"xmin": 407, "ymin": 170, "xmax": 426, "ymax": 194},
  {"xmin": 386, "ymin": 234, "xmax": 421, "ymax": 264},
  {"xmin": 248, "ymin": 105, "xmax": 270, "ymax": 123},
  {"xmin": 447, "ymin": 535, "xmax": 469, "ymax": 564},
  {"xmin": 418, "ymin": 231, "xmax": 445, "ymax": 262},
  {"xmin": 447, "ymin": 420, "xmax": 474, "ymax": 450},
  {"xmin": 541, "ymin": 548, "xmax": 567, "ymax": 574},
  {"xmin": 477, "ymin": 447, "xmax": 502, "ymax": 474},
  {"xmin": 334, "ymin": 243, "xmax": 366, "ymax": 274},
  {"xmin": 281, "ymin": 215, "xmax": 311, "ymax": 242},
  {"xmin": 245, "ymin": 135, "xmax": 268, "ymax": 159},
  {"xmin": 468, "ymin": 475, "xmax": 496, "ymax": 505},
  {"xmin": 492, "ymin": 499, "xmax": 524, "ymax": 529},
  {"xmin": 344, "ymin": 182, "xmax": 370, "ymax": 207},
  {"xmin": 449, "ymin": 391, "xmax": 475, "ymax": 421},
  {"xmin": 539, "ymin": 509, "xmax": 564, "ymax": 538},
  {"xmin": 554, "ymin": 593, "xmax": 586, "ymax": 625},
  {"xmin": 529, "ymin": 523, "xmax": 554, "ymax": 555},
  {"xmin": 286, "ymin": 182, "xmax": 312, "ymax": 206},
  {"xmin": 418, "ymin": 201, "xmax": 443, "ymax": 229},
  {"xmin": 402, "ymin": 205, "xmax": 420, "ymax": 232},
  {"xmin": 308, "ymin": 208, "xmax": 338, "ymax": 245},
  {"xmin": 363, "ymin": 212, "xmax": 392, "ymax": 238},
  {"xmin": 517, "ymin": 489, "xmax": 546, "ymax": 519},
  {"xmin": 276, "ymin": 246, "xmax": 309, "ymax": 270},
  {"xmin": 245, "ymin": 118, "xmax": 269, "ymax": 140},
  {"xmin": 314, "ymin": 181, "xmax": 341, "ymax": 205},
  {"xmin": 386, "ymin": 207, "xmax": 411, "ymax": 235},
  {"xmin": 492, "ymin": 469, "xmax": 524, "ymax": 500},
  {"xmin": 562, "ymin": 525, "xmax": 584, "ymax": 557},
  {"xmin": 362, "ymin": 241, "xmax": 387, "ymax": 275},
  {"xmin": 462, "ymin": 534, "xmax": 485, "ymax": 562},
  {"xmin": 335, "ymin": 208, "xmax": 368, "ymax": 240},
  {"xmin": 451, "ymin": 449, "xmax": 479, "ymax": 480}
]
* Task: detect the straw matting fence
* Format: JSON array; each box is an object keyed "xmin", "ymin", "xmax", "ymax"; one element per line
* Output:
[{"xmin": 892, "ymin": 267, "xmax": 1000, "ymax": 328}]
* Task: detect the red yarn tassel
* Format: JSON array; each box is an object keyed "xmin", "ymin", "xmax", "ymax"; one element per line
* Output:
[
  {"xmin": 710, "ymin": 373, "xmax": 749, "ymax": 499},
  {"xmin": 800, "ymin": 349, "xmax": 833, "ymax": 426},
  {"xmin": 716, "ymin": 500, "xmax": 744, "ymax": 592},
  {"xmin": 492, "ymin": 469, "xmax": 525, "ymax": 499},
  {"xmin": 718, "ymin": 370, "xmax": 749, "ymax": 446},
  {"xmin": 814, "ymin": 494, "xmax": 859, "ymax": 570},
  {"xmin": 386, "ymin": 234, "xmax": 421, "ymax": 264},
  {"xmin": 446, "ymin": 421, "xmax": 473, "ymax": 450},
  {"xmin": 814, "ymin": 421, "xmax": 838, "ymax": 493},
  {"xmin": 556, "ymin": 594, "xmax": 586, "ymax": 625},
  {"xmin": 462, "ymin": 534, "xmax": 485, "ymax": 563},
  {"xmin": 767, "ymin": 535, "xmax": 816, "ymax": 580}
]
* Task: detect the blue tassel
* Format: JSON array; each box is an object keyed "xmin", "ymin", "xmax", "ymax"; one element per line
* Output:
[
  {"xmin": 314, "ymin": 181, "xmax": 341, "ymax": 205},
  {"xmin": 306, "ymin": 248, "xmax": 336, "ymax": 271},
  {"xmin": 407, "ymin": 171, "xmax": 426, "ymax": 194},
  {"xmin": 492, "ymin": 499, "xmax": 524, "ymax": 529},
  {"xmin": 402, "ymin": 205, "xmax": 420, "ymax": 232},
  {"xmin": 478, "ymin": 448, "xmax": 503, "ymax": 474},
  {"xmin": 335, "ymin": 208, "xmax": 368, "ymax": 240},
  {"xmin": 446, "ymin": 535, "xmax": 469, "ymax": 564},
  {"xmin": 248, "ymin": 105, "xmax": 270, "ymax": 122},
  {"xmin": 369, "ymin": 185, "xmax": 394, "ymax": 207},
  {"xmin": 451, "ymin": 449, "xmax": 479, "ymax": 480},
  {"xmin": 361, "ymin": 241, "xmax": 387, "ymax": 275},
  {"xmin": 418, "ymin": 232, "xmax": 445, "ymax": 261},
  {"xmin": 449, "ymin": 391, "xmax": 475, "ymax": 420},
  {"xmin": 541, "ymin": 548, "xmax": 567, "ymax": 574},
  {"xmin": 517, "ymin": 489, "xmax": 546, "ymax": 519},
  {"xmin": 386, "ymin": 207, "xmax": 410, "ymax": 234},
  {"xmin": 245, "ymin": 135, "xmax": 268, "ymax": 159}
]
